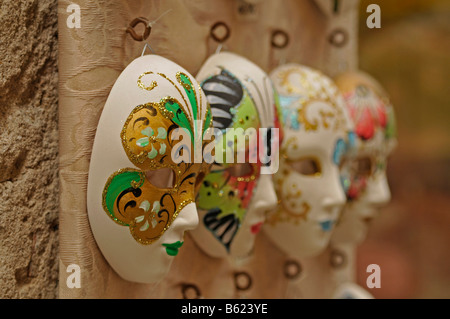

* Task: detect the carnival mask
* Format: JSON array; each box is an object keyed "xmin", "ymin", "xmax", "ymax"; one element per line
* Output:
[
  {"xmin": 87, "ymin": 54, "xmax": 212, "ymax": 283},
  {"xmin": 190, "ymin": 52, "xmax": 279, "ymax": 259},
  {"xmin": 331, "ymin": 71, "xmax": 397, "ymax": 245},
  {"xmin": 264, "ymin": 64, "xmax": 353, "ymax": 257}
]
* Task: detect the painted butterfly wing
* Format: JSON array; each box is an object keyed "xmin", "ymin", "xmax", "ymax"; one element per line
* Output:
[{"xmin": 201, "ymin": 70, "xmax": 243, "ymax": 129}]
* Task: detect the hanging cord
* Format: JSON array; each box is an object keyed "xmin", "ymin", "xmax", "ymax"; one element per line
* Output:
[{"xmin": 148, "ymin": 9, "xmax": 173, "ymax": 28}]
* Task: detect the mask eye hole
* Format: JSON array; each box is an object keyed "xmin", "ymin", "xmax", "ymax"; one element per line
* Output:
[
  {"xmin": 145, "ymin": 167, "xmax": 175, "ymax": 189},
  {"xmin": 288, "ymin": 157, "xmax": 322, "ymax": 176},
  {"xmin": 355, "ymin": 157, "xmax": 373, "ymax": 177},
  {"xmin": 227, "ymin": 163, "xmax": 254, "ymax": 177}
]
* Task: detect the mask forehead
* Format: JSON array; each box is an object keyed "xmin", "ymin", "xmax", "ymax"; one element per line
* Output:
[
  {"xmin": 198, "ymin": 52, "xmax": 275, "ymax": 128},
  {"xmin": 271, "ymin": 64, "xmax": 352, "ymax": 155},
  {"xmin": 334, "ymin": 71, "xmax": 397, "ymax": 148},
  {"xmin": 273, "ymin": 64, "xmax": 351, "ymax": 130}
]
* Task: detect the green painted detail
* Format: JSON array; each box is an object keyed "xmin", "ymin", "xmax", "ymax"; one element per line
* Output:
[
  {"xmin": 385, "ymin": 107, "xmax": 397, "ymax": 140},
  {"xmin": 148, "ymin": 145, "xmax": 158, "ymax": 159},
  {"xmin": 156, "ymin": 127, "xmax": 167, "ymax": 139},
  {"xmin": 152, "ymin": 201, "xmax": 160, "ymax": 213},
  {"xmin": 179, "ymin": 73, "xmax": 201, "ymax": 148},
  {"xmin": 136, "ymin": 137, "xmax": 149, "ymax": 147},
  {"xmin": 232, "ymin": 91, "xmax": 260, "ymax": 131},
  {"xmin": 105, "ymin": 171, "xmax": 143, "ymax": 225},
  {"xmin": 215, "ymin": 91, "xmax": 260, "ymax": 158},
  {"xmin": 162, "ymin": 241, "xmax": 184, "ymax": 256},
  {"xmin": 333, "ymin": 0, "xmax": 340, "ymax": 13},
  {"xmin": 179, "ymin": 73, "xmax": 198, "ymax": 122},
  {"xmin": 159, "ymin": 143, "xmax": 166, "ymax": 155},
  {"xmin": 197, "ymin": 171, "xmax": 246, "ymax": 222},
  {"xmin": 377, "ymin": 160, "xmax": 386, "ymax": 171},
  {"xmin": 135, "ymin": 215, "xmax": 145, "ymax": 223},
  {"xmin": 164, "ymin": 100, "xmax": 193, "ymax": 142},
  {"xmin": 204, "ymin": 107, "xmax": 212, "ymax": 135},
  {"xmin": 141, "ymin": 127, "xmax": 154, "ymax": 137},
  {"xmin": 139, "ymin": 200, "xmax": 151, "ymax": 212},
  {"xmin": 140, "ymin": 220, "xmax": 150, "ymax": 231}
]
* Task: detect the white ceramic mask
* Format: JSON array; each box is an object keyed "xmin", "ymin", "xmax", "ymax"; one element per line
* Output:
[
  {"xmin": 190, "ymin": 52, "xmax": 278, "ymax": 259},
  {"xmin": 87, "ymin": 54, "xmax": 212, "ymax": 283},
  {"xmin": 332, "ymin": 71, "xmax": 397, "ymax": 245},
  {"xmin": 264, "ymin": 63, "xmax": 353, "ymax": 258}
]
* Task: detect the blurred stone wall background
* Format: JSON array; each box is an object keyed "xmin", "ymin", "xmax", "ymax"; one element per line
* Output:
[
  {"xmin": 0, "ymin": 0, "xmax": 59, "ymax": 298},
  {"xmin": 356, "ymin": 0, "xmax": 450, "ymax": 298}
]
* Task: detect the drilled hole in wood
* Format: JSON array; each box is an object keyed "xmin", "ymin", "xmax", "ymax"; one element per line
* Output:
[
  {"xmin": 284, "ymin": 260, "xmax": 302, "ymax": 280},
  {"xmin": 234, "ymin": 271, "xmax": 252, "ymax": 291},
  {"xmin": 181, "ymin": 283, "xmax": 202, "ymax": 299},
  {"xmin": 328, "ymin": 28, "xmax": 348, "ymax": 48}
]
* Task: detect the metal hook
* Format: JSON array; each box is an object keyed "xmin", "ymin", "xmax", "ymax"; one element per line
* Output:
[
  {"xmin": 271, "ymin": 29, "xmax": 289, "ymax": 66},
  {"xmin": 126, "ymin": 17, "xmax": 152, "ymax": 42},
  {"xmin": 284, "ymin": 260, "xmax": 302, "ymax": 280},
  {"xmin": 127, "ymin": 10, "xmax": 173, "ymax": 56},
  {"xmin": 180, "ymin": 283, "xmax": 202, "ymax": 299},
  {"xmin": 328, "ymin": 28, "xmax": 348, "ymax": 48},
  {"xmin": 210, "ymin": 21, "xmax": 231, "ymax": 53},
  {"xmin": 271, "ymin": 29, "xmax": 290, "ymax": 49},
  {"xmin": 233, "ymin": 271, "xmax": 252, "ymax": 291}
]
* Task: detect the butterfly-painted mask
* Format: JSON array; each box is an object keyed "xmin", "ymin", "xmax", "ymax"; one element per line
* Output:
[
  {"xmin": 87, "ymin": 54, "xmax": 212, "ymax": 283},
  {"xmin": 191, "ymin": 52, "xmax": 279, "ymax": 259}
]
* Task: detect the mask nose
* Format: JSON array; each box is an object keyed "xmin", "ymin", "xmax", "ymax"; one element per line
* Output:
[
  {"xmin": 366, "ymin": 174, "xmax": 391, "ymax": 208},
  {"xmin": 175, "ymin": 202, "xmax": 199, "ymax": 231},
  {"xmin": 321, "ymin": 175, "xmax": 346, "ymax": 215},
  {"xmin": 254, "ymin": 174, "xmax": 278, "ymax": 217}
]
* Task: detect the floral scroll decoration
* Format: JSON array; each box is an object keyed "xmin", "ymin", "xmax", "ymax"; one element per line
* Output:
[
  {"xmin": 135, "ymin": 126, "xmax": 167, "ymax": 159},
  {"xmin": 266, "ymin": 136, "xmax": 311, "ymax": 226},
  {"xmin": 276, "ymin": 67, "xmax": 348, "ymax": 133},
  {"xmin": 102, "ymin": 71, "xmax": 212, "ymax": 245}
]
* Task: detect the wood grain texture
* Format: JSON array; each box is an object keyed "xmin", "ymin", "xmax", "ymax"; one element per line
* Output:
[{"xmin": 58, "ymin": 0, "xmax": 360, "ymax": 298}]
